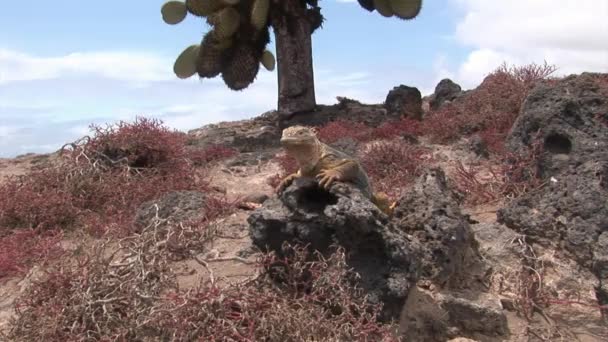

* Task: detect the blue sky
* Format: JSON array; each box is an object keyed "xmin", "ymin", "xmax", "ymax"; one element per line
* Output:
[{"xmin": 1, "ymin": 0, "xmax": 607, "ymax": 157}]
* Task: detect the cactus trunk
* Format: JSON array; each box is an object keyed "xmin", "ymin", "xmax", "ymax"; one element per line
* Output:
[{"xmin": 271, "ymin": 0, "xmax": 316, "ymax": 117}]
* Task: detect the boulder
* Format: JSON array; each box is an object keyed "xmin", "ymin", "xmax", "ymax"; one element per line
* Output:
[
  {"xmin": 430, "ymin": 79, "xmax": 463, "ymax": 110},
  {"xmin": 400, "ymin": 287, "xmax": 509, "ymax": 342},
  {"xmin": 392, "ymin": 168, "xmax": 477, "ymax": 286},
  {"xmin": 498, "ymin": 73, "xmax": 608, "ymax": 277},
  {"xmin": 384, "ymin": 85, "xmax": 423, "ymax": 120},
  {"xmin": 247, "ymin": 177, "xmax": 420, "ymax": 321}
]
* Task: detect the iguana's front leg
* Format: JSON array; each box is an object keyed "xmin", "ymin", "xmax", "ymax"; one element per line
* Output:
[
  {"xmin": 316, "ymin": 160, "xmax": 359, "ymax": 190},
  {"xmin": 275, "ymin": 171, "xmax": 301, "ymax": 194}
]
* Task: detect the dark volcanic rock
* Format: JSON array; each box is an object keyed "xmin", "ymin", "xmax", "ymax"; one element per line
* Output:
[
  {"xmin": 384, "ymin": 85, "xmax": 423, "ymax": 120},
  {"xmin": 498, "ymin": 73, "xmax": 608, "ymax": 277},
  {"xmin": 392, "ymin": 168, "xmax": 477, "ymax": 286},
  {"xmin": 430, "ymin": 79, "xmax": 463, "ymax": 110},
  {"xmin": 248, "ymin": 167, "xmax": 478, "ymax": 321},
  {"xmin": 135, "ymin": 190, "xmax": 207, "ymax": 229},
  {"xmin": 247, "ymin": 177, "xmax": 420, "ymax": 321},
  {"xmin": 281, "ymin": 99, "xmax": 393, "ymax": 128},
  {"xmin": 506, "ymin": 72, "xmax": 608, "ymax": 178}
]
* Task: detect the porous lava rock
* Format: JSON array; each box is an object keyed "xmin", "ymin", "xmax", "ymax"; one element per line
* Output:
[
  {"xmin": 391, "ymin": 167, "xmax": 477, "ymax": 286},
  {"xmin": 247, "ymin": 177, "xmax": 420, "ymax": 320},
  {"xmin": 384, "ymin": 85, "xmax": 424, "ymax": 120},
  {"xmin": 430, "ymin": 78, "xmax": 463, "ymax": 110},
  {"xmin": 498, "ymin": 73, "xmax": 608, "ymax": 279}
]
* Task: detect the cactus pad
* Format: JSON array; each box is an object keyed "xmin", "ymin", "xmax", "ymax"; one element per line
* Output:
[
  {"xmin": 212, "ymin": 7, "xmax": 241, "ymax": 39},
  {"xmin": 161, "ymin": 1, "xmax": 188, "ymax": 25},
  {"xmin": 186, "ymin": 0, "xmax": 222, "ymax": 17},
  {"xmin": 390, "ymin": 0, "xmax": 422, "ymax": 20},
  {"xmin": 251, "ymin": 0, "xmax": 270, "ymax": 30},
  {"xmin": 174, "ymin": 45, "xmax": 200, "ymax": 79},
  {"xmin": 373, "ymin": 0, "xmax": 393, "ymax": 17},
  {"xmin": 260, "ymin": 50, "xmax": 275, "ymax": 71},
  {"xmin": 221, "ymin": 44, "xmax": 260, "ymax": 90},
  {"xmin": 196, "ymin": 32, "xmax": 229, "ymax": 78},
  {"xmin": 357, "ymin": 0, "xmax": 375, "ymax": 12}
]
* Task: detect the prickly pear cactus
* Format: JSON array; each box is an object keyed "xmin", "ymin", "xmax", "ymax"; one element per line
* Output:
[
  {"xmin": 390, "ymin": 0, "xmax": 423, "ymax": 20},
  {"xmin": 160, "ymin": 0, "xmax": 422, "ymax": 91},
  {"xmin": 358, "ymin": 0, "xmax": 423, "ymax": 19}
]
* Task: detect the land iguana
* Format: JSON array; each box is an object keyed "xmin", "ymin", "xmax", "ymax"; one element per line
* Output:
[{"xmin": 275, "ymin": 125, "xmax": 395, "ymax": 215}]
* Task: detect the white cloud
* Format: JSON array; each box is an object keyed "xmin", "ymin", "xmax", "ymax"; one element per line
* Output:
[
  {"xmin": 0, "ymin": 49, "xmax": 173, "ymax": 83},
  {"xmin": 437, "ymin": 0, "xmax": 608, "ymax": 89},
  {"xmin": 0, "ymin": 46, "xmax": 394, "ymax": 157}
]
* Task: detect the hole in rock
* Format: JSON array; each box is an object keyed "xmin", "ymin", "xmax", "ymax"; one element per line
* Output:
[
  {"xmin": 296, "ymin": 183, "xmax": 338, "ymax": 212},
  {"xmin": 544, "ymin": 133, "xmax": 572, "ymax": 155}
]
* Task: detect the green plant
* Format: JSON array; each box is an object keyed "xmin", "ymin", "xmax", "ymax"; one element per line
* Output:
[{"xmin": 159, "ymin": 0, "xmax": 423, "ymax": 114}]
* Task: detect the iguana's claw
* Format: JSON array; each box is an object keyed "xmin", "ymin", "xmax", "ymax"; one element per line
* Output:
[
  {"xmin": 316, "ymin": 169, "xmax": 341, "ymax": 189},
  {"xmin": 275, "ymin": 174, "xmax": 298, "ymax": 194}
]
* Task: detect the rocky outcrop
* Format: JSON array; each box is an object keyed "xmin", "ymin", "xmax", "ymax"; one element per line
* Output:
[
  {"xmin": 392, "ymin": 168, "xmax": 477, "ymax": 286},
  {"xmin": 247, "ymin": 177, "xmax": 420, "ymax": 321},
  {"xmin": 430, "ymin": 78, "xmax": 463, "ymax": 110},
  {"xmin": 247, "ymin": 167, "xmax": 478, "ymax": 321},
  {"xmin": 281, "ymin": 98, "xmax": 394, "ymax": 128},
  {"xmin": 400, "ymin": 287, "xmax": 509, "ymax": 342},
  {"xmin": 187, "ymin": 111, "xmax": 282, "ymax": 153},
  {"xmin": 498, "ymin": 73, "xmax": 608, "ymax": 278},
  {"xmin": 384, "ymin": 85, "xmax": 423, "ymax": 120}
]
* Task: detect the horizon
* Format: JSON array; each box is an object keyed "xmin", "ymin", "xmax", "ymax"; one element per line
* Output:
[{"xmin": 1, "ymin": 0, "xmax": 607, "ymax": 158}]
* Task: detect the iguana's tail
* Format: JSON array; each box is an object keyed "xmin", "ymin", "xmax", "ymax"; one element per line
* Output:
[{"xmin": 371, "ymin": 192, "xmax": 398, "ymax": 216}]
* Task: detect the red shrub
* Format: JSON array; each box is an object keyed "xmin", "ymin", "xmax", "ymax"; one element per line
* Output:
[
  {"xmin": 82, "ymin": 116, "xmax": 187, "ymax": 170},
  {"xmin": 361, "ymin": 141, "xmax": 430, "ymax": 198},
  {"xmin": 0, "ymin": 169, "xmax": 80, "ymax": 231},
  {"xmin": 267, "ymin": 152, "xmax": 299, "ymax": 189},
  {"xmin": 0, "ymin": 117, "xmax": 232, "ymax": 237},
  {"xmin": 421, "ymin": 61, "xmax": 557, "ymax": 155},
  {"xmin": 0, "ymin": 229, "xmax": 63, "ymax": 280},
  {"xmin": 317, "ymin": 119, "xmax": 372, "ymax": 144},
  {"xmin": 452, "ymin": 133, "xmax": 545, "ymax": 205},
  {"xmin": 370, "ymin": 118, "xmax": 423, "ymax": 141},
  {"xmin": 187, "ymin": 144, "xmax": 238, "ymax": 166}
]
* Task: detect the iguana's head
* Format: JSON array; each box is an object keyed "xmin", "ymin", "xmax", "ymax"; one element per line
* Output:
[{"xmin": 280, "ymin": 125, "xmax": 319, "ymax": 147}]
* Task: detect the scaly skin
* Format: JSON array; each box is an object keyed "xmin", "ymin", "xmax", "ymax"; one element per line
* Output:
[{"xmin": 276, "ymin": 125, "xmax": 395, "ymax": 215}]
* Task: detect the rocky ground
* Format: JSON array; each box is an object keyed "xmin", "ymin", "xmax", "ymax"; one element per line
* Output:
[{"xmin": 0, "ymin": 70, "xmax": 606, "ymax": 341}]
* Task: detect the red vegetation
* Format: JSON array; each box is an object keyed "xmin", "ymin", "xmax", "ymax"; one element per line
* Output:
[
  {"xmin": 316, "ymin": 119, "xmax": 371, "ymax": 144},
  {"xmin": 8, "ymin": 240, "xmax": 397, "ymax": 341},
  {"xmin": 361, "ymin": 141, "xmax": 430, "ymax": 199},
  {"xmin": 453, "ymin": 133, "xmax": 545, "ymax": 205},
  {"xmin": 0, "ymin": 229, "xmax": 64, "ymax": 280},
  {"xmin": 0, "ymin": 117, "xmax": 233, "ymax": 236},
  {"xmin": 421, "ymin": 61, "xmax": 557, "ymax": 154}
]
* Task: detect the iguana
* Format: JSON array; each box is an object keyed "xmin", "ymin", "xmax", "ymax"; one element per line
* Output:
[{"xmin": 275, "ymin": 125, "xmax": 396, "ymax": 215}]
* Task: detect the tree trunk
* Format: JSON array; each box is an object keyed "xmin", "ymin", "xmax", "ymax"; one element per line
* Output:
[{"xmin": 271, "ymin": 0, "xmax": 316, "ymax": 117}]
